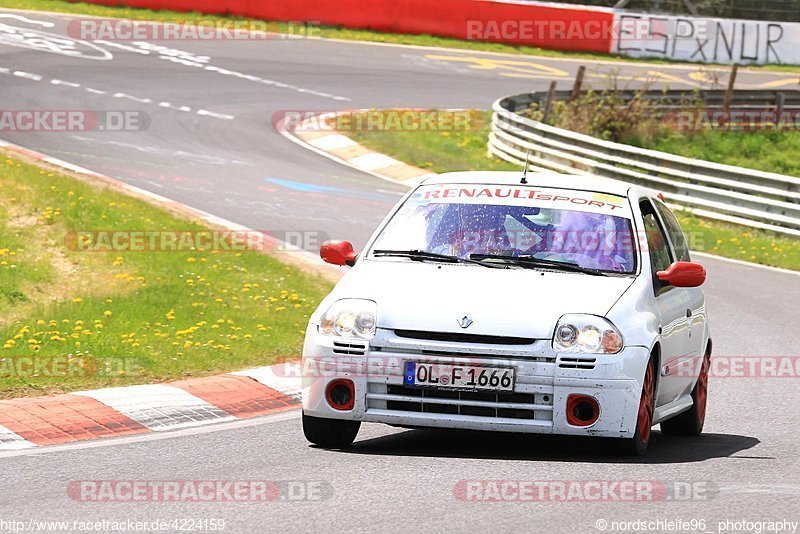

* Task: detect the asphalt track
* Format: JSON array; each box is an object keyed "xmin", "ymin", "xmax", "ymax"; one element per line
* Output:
[{"xmin": 0, "ymin": 8, "xmax": 799, "ymax": 533}]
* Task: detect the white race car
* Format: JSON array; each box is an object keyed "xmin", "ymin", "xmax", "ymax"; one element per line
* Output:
[{"xmin": 302, "ymin": 171, "xmax": 711, "ymax": 455}]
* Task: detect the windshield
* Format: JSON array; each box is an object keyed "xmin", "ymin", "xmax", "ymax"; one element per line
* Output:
[{"xmin": 370, "ymin": 184, "xmax": 637, "ymax": 274}]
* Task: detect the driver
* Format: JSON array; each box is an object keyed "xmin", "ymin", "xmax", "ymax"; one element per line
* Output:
[{"xmin": 551, "ymin": 210, "xmax": 624, "ymax": 271}]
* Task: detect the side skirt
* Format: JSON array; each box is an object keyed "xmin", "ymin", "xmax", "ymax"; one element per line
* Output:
[{"xmin": 653, "ymin": 394, "xmax": 693, "ymax": 424}]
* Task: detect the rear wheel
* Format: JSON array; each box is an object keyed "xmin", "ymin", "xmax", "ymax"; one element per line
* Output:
[
  {"xmin": 302, "ymin": 412, "xmax": 360, "ymax": 449},
  {"xmin": 660, "ymin": 350, "xmax": 710, "ymax": 436},
  {"xmin": 623, "ymin": 357, "xmax": 656, "ymax": 456}
]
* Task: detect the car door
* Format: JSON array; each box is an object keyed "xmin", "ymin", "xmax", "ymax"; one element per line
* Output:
[
  {"xmin": 640, "ymin": 199, "xmax": 691, "ymax": 406},
  {"xmin": 654, "ymin": 199, "xmax": 707, "ymax": 367}
]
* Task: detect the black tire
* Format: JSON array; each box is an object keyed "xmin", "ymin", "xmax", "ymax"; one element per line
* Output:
[
  {"xmin": 660, "ymin": 350, "xmax": 710, "ymax": 436},
  {"xmin": 302, "ymin": 412, "xmax": 361, "ymax": 449},
  {"xmin": 622, "ymin": 356, "xmax": 656, "ymax": 456}
]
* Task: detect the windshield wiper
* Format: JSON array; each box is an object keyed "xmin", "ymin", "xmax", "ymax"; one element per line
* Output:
[
  {"xmin": 373, "ymin": 249, "xmax": 507, "ymax": 269},
  {"xmin": 469, "ymin": 254, "xmax": 611, "ymax": 276}
]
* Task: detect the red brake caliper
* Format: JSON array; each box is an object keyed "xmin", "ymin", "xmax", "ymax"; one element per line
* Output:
[{"xmin": 637, "ymin": 364, "xmax": 655, "ymax": 443}]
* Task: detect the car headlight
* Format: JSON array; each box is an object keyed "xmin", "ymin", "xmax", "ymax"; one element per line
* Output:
[
  {"xmin": 319, "ymin": 299, "xmax": 377, "ymax": 339},
  {"xmin": 553, "ymin": 314, "xmax": 623, "ymax": 354}
]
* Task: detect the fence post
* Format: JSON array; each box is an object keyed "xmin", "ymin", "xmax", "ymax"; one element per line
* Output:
[
  {"xmin": 570, "ymin": 66, "xmax": 586, "ymax": 102},
  {"xmin": 722, "ymin": 63, "xmax": 738, "ymax": 113},
  {"xmin": 543, "ymin": 81, "xmax": 557, "ymax": 123}
]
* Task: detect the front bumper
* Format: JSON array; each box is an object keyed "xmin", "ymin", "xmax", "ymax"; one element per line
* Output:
[{"xmin": 301, "ymin": 326, "xmax": 650, "ymax": 438}]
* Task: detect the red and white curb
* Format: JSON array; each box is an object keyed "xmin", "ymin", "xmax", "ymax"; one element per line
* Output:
[
  {"xmin": 0, "ymin": 362, "xmax": 300, "ymax": 450},
  {"xmin": 277, "ymin": 110, "xmax": 436, "ymax": 187}
]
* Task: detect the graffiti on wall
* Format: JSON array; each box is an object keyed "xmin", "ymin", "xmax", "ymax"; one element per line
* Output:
[{"xmin": 613, "ymin": 14, "xmax": 793, "ymax": 65}]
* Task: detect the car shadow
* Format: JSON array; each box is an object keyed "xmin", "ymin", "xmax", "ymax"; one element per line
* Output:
[{"xmin": 337, "ymin": 428, "xmax": 762, "ymax": 464}]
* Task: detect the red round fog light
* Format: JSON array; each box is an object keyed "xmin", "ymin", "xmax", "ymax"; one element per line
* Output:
[
  {"xmin": 325, "ymin": 379, "xmax": 355, "ymax": 411},
  {"xmin": 566, "ymin": 394, "xmax": 600, "ymax": 427}
]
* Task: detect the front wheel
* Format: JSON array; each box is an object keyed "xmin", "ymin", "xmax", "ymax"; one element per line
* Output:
[
  {"xmin": 622, "ymin": 356, "xmax": 656, "ymax": 456},
  {"xmin": 302, "ymin": 412, "xmax": 361, "ymax": 449},
  {"xmin": 660, "ymin": 350, "xmax": 710, "ymax": 436}
]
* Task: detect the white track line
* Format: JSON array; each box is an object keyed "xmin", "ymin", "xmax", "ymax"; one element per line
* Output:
[{"xmin": 41, "ymin": 155, "xmax": 102, "ymax": 176}]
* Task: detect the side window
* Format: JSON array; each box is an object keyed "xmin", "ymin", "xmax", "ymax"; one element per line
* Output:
[
  {"xmin": 640, "ymin": 200, "xmax": 673, "ymax": 288},
  {"xmin": 654, "ymin": 201, "xmax": 691, "ymax": 262}
]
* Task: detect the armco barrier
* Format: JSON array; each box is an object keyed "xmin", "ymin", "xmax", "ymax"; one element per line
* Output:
[
  {"xmin": 489, "ymin": 90, "xmax": 800, "ymax": 237},
  {"xmin": 76, "ymin": 0, "xmax": 615, "ymax": 53}
]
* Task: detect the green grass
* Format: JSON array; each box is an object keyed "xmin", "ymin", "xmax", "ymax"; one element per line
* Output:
[
  {"xmin": 677, "ymin": 211, "xmax": 800, "ymax": 268},
  {"xmin": 348, "ymin": 109, "xmax": 800, "ymax": 271},
  {"xmin": 2, "ymin": 0, "xmax": 799, "ymax": 72},
  {"xmin": 0, "ymin": 155, "xmax": 332, "ymax": 398},
  {"xmin": 349, "ymin": 111, "xmax": 518, "ymax": 174},
  {"xmin": 625, "ymin": 130, "xmax": 800, "ymax": 177}
]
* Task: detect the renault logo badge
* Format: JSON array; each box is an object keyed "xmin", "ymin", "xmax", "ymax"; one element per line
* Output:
[{"xmin": 458, "ymin": 314, "xmax": 474, "ymax": 329}]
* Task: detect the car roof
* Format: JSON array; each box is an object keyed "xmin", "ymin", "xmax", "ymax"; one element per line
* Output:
[{"xmin": 420, "ymin": 171, "xmax": 644, "ymax": 198}]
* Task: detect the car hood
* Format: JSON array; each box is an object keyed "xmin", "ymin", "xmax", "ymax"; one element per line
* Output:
[{"xmin": 330, "ymin": 259, "xmax": 636, "ymax": 339}]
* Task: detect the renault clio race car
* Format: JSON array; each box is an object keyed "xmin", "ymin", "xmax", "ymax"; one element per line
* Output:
[{"xmin": 302, "ymin": 171, "xmax": 711, "ymax": 455}]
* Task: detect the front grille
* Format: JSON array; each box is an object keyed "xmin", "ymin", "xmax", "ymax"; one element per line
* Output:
[
  {"xmin": 367, "ymin": 384, "xmax": 553, "ymax": 421},
  {"xmin": 332, "ymin": 341, "xmax": 367, "ymax": 355},
  {"xmin": 371, "ymin": 345, "xmax": 555, "ymax": 363},
  {"xmin": 558, "ymin": 356, "xmax": 597, "ymax": 370},
  {"xmin": 394, "ymin": 330, "xmax": 536, "ymax": 346}
]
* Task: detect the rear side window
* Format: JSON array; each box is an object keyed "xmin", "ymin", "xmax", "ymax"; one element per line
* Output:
[{"xmin": 654, "ymin": 201, "xmax": 691, "ymax": 262}]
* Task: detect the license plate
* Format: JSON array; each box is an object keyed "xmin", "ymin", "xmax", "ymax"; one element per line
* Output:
[{"xmin": 403, "ymin": 362, "xmax": 515, "ymax": 392}]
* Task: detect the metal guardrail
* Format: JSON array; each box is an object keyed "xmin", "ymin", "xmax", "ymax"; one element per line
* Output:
[
  {"xmin": 489, "ymin": 90, "xmax": 800, "ymax": 237},
  {"xmin": 498, "ymin": 89, "xmax": 800, "ymax": 113}
]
